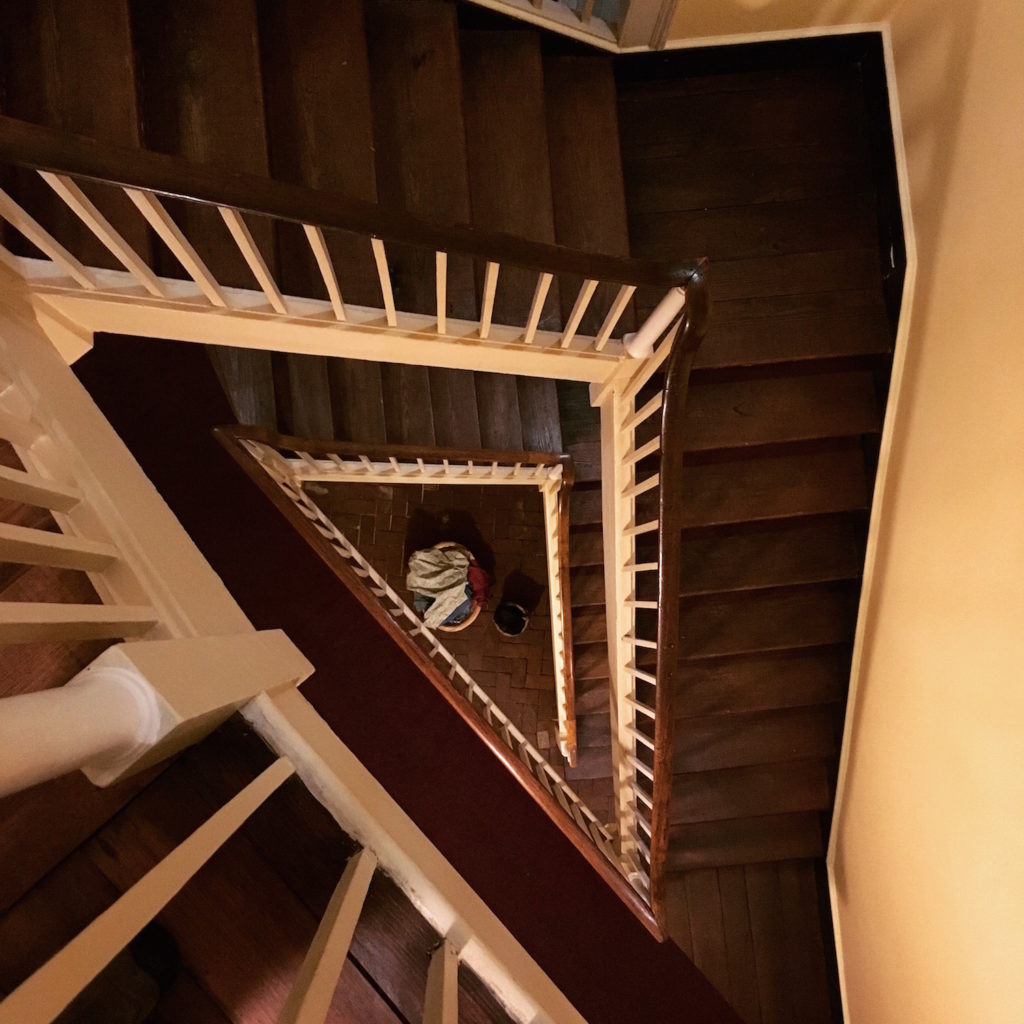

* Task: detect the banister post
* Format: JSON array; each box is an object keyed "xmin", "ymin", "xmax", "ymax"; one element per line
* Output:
[{"xmin": 0, "ymin": 630, "xmax": 312, "ymax": 797}]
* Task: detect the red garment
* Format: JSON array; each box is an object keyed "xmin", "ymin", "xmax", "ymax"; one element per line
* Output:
[{"xmin": 467, "ymin": 560, "xmax": 490, "ymax": 608}]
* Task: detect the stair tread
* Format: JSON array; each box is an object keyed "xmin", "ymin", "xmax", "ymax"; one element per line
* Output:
[
  {"xmin": 675, "ymin": 647, "xmax": 851, "ymax": 717},
  {"xmin": 672, "ymin": 515, "xmax": 864, "ymax": 597},
  {"xmin": 365, "ymin": 0, "xmax": 476, "ymax": 319},
  {"xmin": 671, "ymin": 760, "xmax": 833, "ymax": 824},
  {"xmin": 258, "ymin": 0, "xmax": 382, "ymax": 314},
  {"xmin": 0, "ymin": 0, "xmax": 150, "ymax": 269},
  {"xmin": 568, "ymin": 526, "xmax": 604, "ymax": 567},
  {"xmin": 666, "ymin": 812, "xmax": 825, "ymax": 871},
  {"xmin": 381, "ymin": 364, "xmax": 436, "ymax": 446},
  {"xmin": 461, "ymin": 29, "xmax": 561, "ymax": 332},
  {"xmin": 544, "ymin": 54, "xmax": 634, "ymax": 338},
  {"xmin": 563, "ymin": 743, "xmax": 613, "ymax": 782},
  {"xmin": 673, "ymin": 707, "xmax": 837, "ymax": 773},
  {"xmin": 679, "ymin": 582, "xmax": 859, "ymax": 660},
  {"xmin": 573, "ymin": 643, "xmax": 610, "ymax": 682},
  {"xmin": 576, "ymin": 712, "xmax": 612, "ymax": 749},
  {"xmin": 517, "ymin": 377, "xmax": 563, "ymax": 453},
  {"xmin": 565, "ymin": 441, "xmax": 601, "ymax": 484},
  {"xmin": 570, "ymin": 606, "xmax": 607, "ymax": 646},
  {"xmin": 429, "ymin": 368, "xmax": 483, "ymax": 448},
  {"xmin": 328, "ymin": 359, "xmax": 388, "ymax": 444},
  {"xmin": 684, "ymin": 370, "xmax": 881, "ymax": 452},
  {"xmin": 275, "ymin": 354, "xmax": 333, "ymax": 439},
  {"xmin": 680, "ymin": 442, "xmax": 870, "ymax": 528},
  {"xmin": 474, "ymin": 373, "xmax": 523, "ymax": 450},
  {"xmin": 570, "ymin": 564, "xmax": 606, "ymax": 609}
]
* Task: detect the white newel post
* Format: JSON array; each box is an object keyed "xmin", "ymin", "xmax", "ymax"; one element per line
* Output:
[{"xmin": 0, "ymin": 630, "xmax": 313, "ymax": 798}]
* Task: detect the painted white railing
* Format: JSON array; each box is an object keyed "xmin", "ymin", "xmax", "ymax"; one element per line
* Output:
[
  {"xmin": 591, "ymin": 319, "xmax": 680, "ymax": 896},
  {"xmin": 275, "ymin": 440, "xmax": 580, "ymax": 766},
  {"xmin": 231, "ymin": 434, "xmax": 620, "ymax": 866},
  {"xmin": 0, "ymin": 296, "xmax": 312, "ymax": 793}
]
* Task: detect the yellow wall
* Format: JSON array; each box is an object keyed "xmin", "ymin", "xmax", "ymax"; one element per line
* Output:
[{"xmin": 669, "ymin": 2, "xmax": 1024, "ymax": 1020}]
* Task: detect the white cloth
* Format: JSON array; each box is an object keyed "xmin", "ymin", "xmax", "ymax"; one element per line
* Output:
[{"xmin": 406, "ymin": 547, "xmax": 470, "ymax": 627}]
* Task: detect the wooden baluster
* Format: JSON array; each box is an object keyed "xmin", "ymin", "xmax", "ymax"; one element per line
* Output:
[
  {"xmin": 125, "ymin": 190, "xmax": 227, "ymax": 306},
  {"xmin": 521, "ymin": 271, "xmax": 553, "ymax": 345},
  {"xmin": 423, "ymin": 940, "xmax": 459, "ymax": 1024},
  {"xmin": 0, "ymin": 522, "xmax": 117, "ymax": 571},
  {"xmin": 218, "ymin": 207, "xmax": 288, "ymax": 314},
  {"xmin": 479, "ymin": 261, "xmax": 500, "ymax": 339},
  {"xmin": 559, "ymin": 278, "xmax": 598, "ymax": 349},
  {"xmin": 593, "ymin": 284, "xmax": 637, "ymax": 352},
  {"xmin": 39, "ymin": 172, "xmax": 165, "ymax": 296},
  {"xmin": 0, "ymin": 187, "xmax": 96, "ymax": 289},
  {"xmin": 435, "ymin": 250, "xmax": 447, "ymax": 335},
  {"xmin": 278, "ymin": 848, "xmax": 377, "ymax": 1024},
  {"xmin": 370, "ymin": 238, "xmax": 397, "ymax": 326},
  {"xmin": 0, "ymin": 603, "xmax": 156, "ymax": 643},
  {"xmin": 0, "ymin": 464, "xmax": 80, "ymax": 511},
  {"xmin": 0, "ymin": 759, "xmax": 294, "ymax": 1024},
  {"xmin": 302, "ymin": 224, "xmax": 347, "ymax": 321}
]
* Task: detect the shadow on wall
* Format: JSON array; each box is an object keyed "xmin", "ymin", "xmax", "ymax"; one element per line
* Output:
[{"xmin": 404, "ymin": 506, "xmax": 496, "ymax": 578}]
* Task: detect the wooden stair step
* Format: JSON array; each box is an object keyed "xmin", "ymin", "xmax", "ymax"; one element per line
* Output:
[
  {"xmin": 132, "ymin": 0, "xmax": 276, "ymax": 428},
  {"xmin": 568, "ymin": 525, "xmax": 603, "ymax": 568},
  {"xmin": 684, "ymin": 370, "xmax": 881, "ymax": 452},
  {"xmin": 680, "ymin": 442, "xmax": 869, "ymax": 528},
  {"xmin": 328, "ymin": 359, "xmax": 388, "ymax": 444},
  {"xmin": 565, "ymin": 441, "xmax": 601, "ymax": 484},
  {"xmin": 679, "ymin": 582, "xmax": 859, "ymax": 660},
  {"xmin": 474, "ymin": 373, "xmax": 523, "ymax": 450},
  {"xmin": 670, "ymin": 515, "xmax": 865, "ymax": 597},
  {"xmin": 429, "ymin": 368, "xmax": 482, "ymax": 448},
  {"xmin": 382, "ymin": 364, "xmax": 436, "ymax": 446},
  {"xmin": 666, "ymin": 812, "xmax": 825, "ymax": 871},
  {"xmin": 257, "ymin": 0, "xmax": 380, "ymax": 305},
  {"xmin": 276, "ymin": 354, "xmax": 334, "ymax": 439},
  {"xmin": 670, "ymin": 761, "xmax": 832, "ymax": 824},
  {"xmin": 544, "ymin": 54, "xmax": 634, "ymax": 338},
  {"xmin": 569, "ymin": 564, "xmax": 606, "ymax": 609},
  {"xmin": 574, "ymin": 673, "xmax": 610, "ymax": 716},
  {"xmin": 571, "ymin": 606, "xmax": 607, "ymax": 646},
  {"xmin": 0, "ymin": 0, "xmax": 150, "ymax": 270},
  {"xmin": 673, "ymin": 707, "xmax": 837, "ymax": 773},
  {"xmin": 365, "ymin": 0, "xmax": 472, "ymax": 448},
  {"xmin": 556, "ymin": 381, "xmax": 601, "ymax": 448},
  {"xmin": 576, "ymin": 711, "xmax": 612, "ymax": 749},
  {"xmin": 568, "ymin": 484, "xmax": 602, "ymax": 527},
  {"xmin": 695, "ymin": 305, "xmax": 892, "ymax": 370},
  {"xmin": 460, "ymin": 28, "xmax": 560, "ymax": 332},
  {"xmin": 563, "ymin": 743, "xmax": 613, "ymax": 782},
  {"xmin": 675, "ymin": 647, "xmax": 851, "ymax": 717},
  {"xmin": 573, "ymin": 643, "xmax": 610, "ymax": 682},
  {"xmin": 517, "ymin": 377, "xmax": 563, "ymax": 453}
]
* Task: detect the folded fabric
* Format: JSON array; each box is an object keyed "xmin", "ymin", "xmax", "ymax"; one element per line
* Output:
[{"xmin": 406, "ymin": 546, "xmax": 471, "ymax": 627}]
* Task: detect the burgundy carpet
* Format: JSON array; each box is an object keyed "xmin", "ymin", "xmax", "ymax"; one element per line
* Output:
[{"xmin": 76, "ymin": 335, "xmax": 738, "ymax": 1024}]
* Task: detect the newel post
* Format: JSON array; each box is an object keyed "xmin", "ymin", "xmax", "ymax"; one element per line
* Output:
[{"xmin": 0, "ymin": 629, "xmax": 312, "ymax": 797}]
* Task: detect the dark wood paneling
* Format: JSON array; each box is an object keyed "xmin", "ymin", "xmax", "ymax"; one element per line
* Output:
[
  {"xmin": 328, "ymin": 360, "xmax": 388, "ymax": 444},
  {"xmin": 684, "ymin": 870, "xmax": 731, "ymax": 1003},
  {"xmin": 429, "ymin": 368, "xmax": 482, "ymax": 448},
  {"xmin": 474, "ymin": 372, "xmax": 523, "ymax": 450},
  {"xmin": 517, "ymin": 377, "xmax": 563, "ymax": 454},
  {"xmin": 718, "ymin": 865, "xmax": 762, "ymax": 1024}
]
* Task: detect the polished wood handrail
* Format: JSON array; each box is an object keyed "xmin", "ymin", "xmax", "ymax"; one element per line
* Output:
[
  {"xmin": 221, "ymin": 424, "xmax": 569, "ymax": 470},
  {"xmin": 0, "ymin": 114, "xmax": 697, "ymax": 289},
  {"xmin": 648, "ymin": 263, "xmax": 710, "ymax": 930}
]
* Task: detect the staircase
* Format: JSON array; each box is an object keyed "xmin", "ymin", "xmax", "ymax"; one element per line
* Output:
[{"xmin": 0, "ymin": 6, "xmax": 903, "ymax": 1023}]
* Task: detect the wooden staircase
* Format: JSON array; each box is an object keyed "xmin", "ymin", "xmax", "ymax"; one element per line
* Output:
[{"xmin": 0, "ymin": 6, "xmax": 903, "ymax": 1022}]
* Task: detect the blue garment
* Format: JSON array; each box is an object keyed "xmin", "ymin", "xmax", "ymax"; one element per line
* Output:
[{"xmin": 413, "ymin": 581, "xmax": 473, "ymax": 626}]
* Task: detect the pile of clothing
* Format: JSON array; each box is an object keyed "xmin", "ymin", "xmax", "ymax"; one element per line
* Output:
[{"xmin": 406, "ymin": 545, "xmax": 489, "ymax": 628}]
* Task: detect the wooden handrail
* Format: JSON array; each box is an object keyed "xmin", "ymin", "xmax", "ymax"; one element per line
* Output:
[
  {"xmin": 0, "ymin": 114, "xmax": 697, "ymax": 289},
  {"xmin": 648, "ymin": 263, "xmax": 710, "ymax": 929},
  {"xmin": 214, "ymin": 427, "xmax": 660, "ymax": 934},
  {"xmin": 222, "ymin": 424, "xmax": 569, "ymax": 470},
  {"xmin": 555, "ymin": 454, "xmax": 578, "ymax": 763}
]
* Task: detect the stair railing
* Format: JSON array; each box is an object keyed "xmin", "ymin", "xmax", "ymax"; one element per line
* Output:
[
  {"xmin": 0, "ymin": 295, "xmax": 311, "ymax": 797},
  {"xmin": 0, "ymin": 114, "xmax": 698, "ymax": 384},
  {"xmin": 592, "ymin": 265, "xmax": 708, "ymax": 914},
  {"xmin": 216, "ymin": 426, "xmax": 660, "ymax": 934},
  {"xmin": 224, "ymin": 427, "xmax": 579, "ymax": 767}
]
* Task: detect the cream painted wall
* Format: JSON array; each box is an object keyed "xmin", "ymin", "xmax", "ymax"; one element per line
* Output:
[{"xmin": 668, "ymin": 2, "xmax": 1024, "ymax": 1020}]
